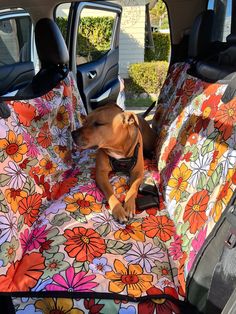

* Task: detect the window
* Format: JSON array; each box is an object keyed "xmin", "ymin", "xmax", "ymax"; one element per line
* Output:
[
  {"xmin": 208, "ymin": 0, "xmax": 232, "ymax": 42},
  {"xmin": 56, "ymin": 4, "xmax": 116, "ymax": 65},
  {"xmin": 76, "ymin": 8, "xmax": 116, "ymax": 65},
  {"xmin": 0, "ymin": 9, "xmax": 32, "ymax": 65}
]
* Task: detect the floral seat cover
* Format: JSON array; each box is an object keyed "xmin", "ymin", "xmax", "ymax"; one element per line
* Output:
[{"xmin": 0, "ymin": 65, "xmax": 235, "ymax": 314}]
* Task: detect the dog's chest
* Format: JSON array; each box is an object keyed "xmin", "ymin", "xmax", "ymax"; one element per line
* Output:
[{"xmin": 108, "ymin": 152, "xmax": 126, "ymax": 159}]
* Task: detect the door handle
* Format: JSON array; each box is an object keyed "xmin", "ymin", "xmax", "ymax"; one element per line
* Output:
[{"xmin": 87, "ymin": 71, "xmax": 97, "ymax": 79}]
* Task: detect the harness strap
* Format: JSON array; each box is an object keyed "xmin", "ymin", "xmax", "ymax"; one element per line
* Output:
[{"xmin": 109, "ymin": 143, "xmax": 140, "ymax": 173}]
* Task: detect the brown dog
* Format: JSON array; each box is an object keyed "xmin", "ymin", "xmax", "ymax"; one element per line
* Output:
[{"xmin": 72, "ymin": 104, "xmax": 156, "ymax": 223}]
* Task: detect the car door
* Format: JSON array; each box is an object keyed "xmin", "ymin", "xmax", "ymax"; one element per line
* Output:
[{"xmin": 66, "ymin": 1, "xmax": 122, "ymax": 112}]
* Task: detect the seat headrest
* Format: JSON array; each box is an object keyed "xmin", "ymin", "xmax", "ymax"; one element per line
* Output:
[
  {"xmin": 35, "ymin": 18, "xmax": 69, "ymax": 68},
  {"xmin": 226, "ymin": 34, "xmax": 236, "ymax": 45},
  {"xmin": 188, "ymin": 10, "xmax": 214, "ymax": 59}
]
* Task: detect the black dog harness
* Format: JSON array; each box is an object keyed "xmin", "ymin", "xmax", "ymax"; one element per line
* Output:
[{"xmin": 109, "ymin": 143, "xmax": 140, "ymax": 174}]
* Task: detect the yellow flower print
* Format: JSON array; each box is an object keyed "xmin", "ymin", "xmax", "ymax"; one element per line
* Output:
[
  {"xmin": 211, "ymin": 181, "xmax": 233, "ymax": 222},
  {"xmin": 208, "ymin": 141, "xmax": 228, "ymax": 176},
  {"xmin": 5, "ymin": 188, "xmax": 28, "ymax": 213},
  {"xmin": 0, "ymin": 130, "xmax": 27, "ymax": 162},
  {"xmin": 35, "ymin": 298, "xmax": 84, "ymax": 314},
  {"xmin": 55, "ymin": 106, "xmax": 69, "ymax": 129},
  {"xmin": 114, "ymin": 222, "xmax": 145, "ymax": 242},
  {"xmin": 114, "ymin": 177, "xmax": 129, "ymax": 195},
  {"xmin": 64, "ymin": 192, "xmax": 102, "ymax": 215},
  {"xmin": 168, "ymin": 163, "xmax": 192, "ymax": 202},
  {"xmin": 106, "ymin": 259, "xmax": 153, "ymax": 298},
  {"xmin": 39, "ymin": 157, "xmax": 57, "ymax": 176}
]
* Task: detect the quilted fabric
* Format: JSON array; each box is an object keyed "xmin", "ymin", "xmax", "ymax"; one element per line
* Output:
[
  {"xmin": 0, "ymin": 72, "xmax": 182, "ymax": 313},
  {"xmin": 155, "ymin": 74, "xmax": 236, "ymax": 290},
  {"xmin": 1, "ymin": 64, "xmax": 236, "ymax": 314}
]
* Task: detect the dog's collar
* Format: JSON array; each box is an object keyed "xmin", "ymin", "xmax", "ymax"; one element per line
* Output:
[{"xmin": 109, "ymin": 143, "xmax": 140, "ymax": 173}]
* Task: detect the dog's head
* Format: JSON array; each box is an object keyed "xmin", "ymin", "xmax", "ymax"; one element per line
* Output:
[{"xmin": 72, "ymin": 104, "xmax": 139, "ymax": 149}]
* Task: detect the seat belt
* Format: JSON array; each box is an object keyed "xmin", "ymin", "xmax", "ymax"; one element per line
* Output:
[{"xmin": 205, "ymin": 200, "xmax": 236, "ymax": 313}]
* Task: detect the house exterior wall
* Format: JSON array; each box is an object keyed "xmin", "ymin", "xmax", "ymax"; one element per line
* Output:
[{"xmin": 117, "ymin": 0, "xmax": 146, "ymax": 78}]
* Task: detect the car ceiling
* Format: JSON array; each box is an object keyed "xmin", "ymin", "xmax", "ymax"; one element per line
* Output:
[{"xmin": 0, "ymin": 0, "xmax": 208, "ymax": 44}]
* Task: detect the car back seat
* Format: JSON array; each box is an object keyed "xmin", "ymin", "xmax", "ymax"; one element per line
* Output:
[
  {"xmin": 1, "ymin": 13, "xmax": 236, "ymax": 314},
  {"xmin": 152, "ymin": 29, "xmax": 236, "ymax": 312},
  {"xmin": 152, "ymin": 10, "xmax": 215, "ymax": 136}
]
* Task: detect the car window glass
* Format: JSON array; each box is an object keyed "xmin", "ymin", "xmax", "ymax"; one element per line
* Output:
[
  {"xmin": 0, "ymin": 9, "xmax": 32, "ymax": 65},
  {"xmin": 208, "ymin": 0, "xmax": 232, "ymax": 42},
  {"xmin": 76, "ymin": 8, "xmax": 116, "ymax": 65},
  {"xmin": 56, "ymin": 4, "xmax": 116, "ymax": 65}
]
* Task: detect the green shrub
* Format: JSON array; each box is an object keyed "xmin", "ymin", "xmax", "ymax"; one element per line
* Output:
[
  {"xmin": 145, "ymin": 32, "xmax": 170, "ymax": 62},
  {"xmin": 56, "ymin": 16, "xmax": 114, "ymax": 56},
  {"xmin": 56, "ymin": 17, "xmax": 67, "ymax": 40},
  {"xmin": 128, "ymin": 61, "xmax": 168, "ymax": 94}
]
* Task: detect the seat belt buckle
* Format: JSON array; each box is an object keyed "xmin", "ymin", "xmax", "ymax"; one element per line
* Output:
[{"xmin": 225, "ymin": 229, "xmax": 236, "ymax": 249}]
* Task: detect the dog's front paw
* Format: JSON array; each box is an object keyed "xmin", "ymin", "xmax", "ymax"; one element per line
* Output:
[
  {"xmin": 124, "ymin": 198, "xmax": 136, "ymax": 219},
  {"xmin": 112, "ymin": 204, "xmax": 128, "ymax": 224}
]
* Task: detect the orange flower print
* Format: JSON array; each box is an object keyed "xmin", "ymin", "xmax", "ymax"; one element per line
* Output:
[
  {"xmin": 105, "ymin": 259, "xmax": 153, "ymax": 298},
  {"xmin": 142, "ymin": 215, "xmax": 175, "ymax": 241},
  {"xmin": 5, "ymin": 188, "xmax": 27, "ymax": 213},
  {"xmin": 18, "ymin": 193, "xmax": 42, "ymax": 226},
  {"xmin": 37, "ymin": 123, "xmax": 52, "ymax": 148},
  {"xmin": 0, "ymin": 130, "xmax": 27, "ymax": 162},
  {"xmin": 187, "ymin": 133, "xmax": 198, "ymax": 145},
  {"xmin": 114, "ymin": 222, "xmax": 145, "ymax": 242},
  {"xmin": 183, "ymin": 190, "xmax": 209, "ymax": 234},
  {"xmin": 12, "ymin": 101, "xmax": 36, "ymax": 127},
  {"xmin": 211, "ymin": 181, "xmax": 233, "ymax": 222},
  {"xmin": 201, "ymin": 96, "xmax": 219, "ymax": 119},
  {"xmin": 64, "ymin": 192, "xmax": 102, "ymax": 215},
  {"xmin": 29, "ymin": 166, "xmax": 40, "ymax": 178},
  {"xmin": 214, "ymin": 101, "xmax": 236, "ymax": 140},
  {"xmin": 54, "ymin": 145, "xmax": 70, "ymax": 161},
  {"xmin": 114, "ymin": 177, "xmax": 129, "ymax": 195},
  {"xmin": 55, "ymin": 106, "xmax": 69, "ymax": 129},
  {"xmin": 162, "ymin": 137, "xmax": 177, "ymax": 162},
  {"xmin": 39, "ymin": 157, "xmax": 57, "ymax": 176},
  {"xmin": 64, "ymin": 227, "xmax": 106, "ymax": 262},
  {"xmin": 203, "ymin": 83, "xmax": 221, "ymax": 97},
  {"xmin": 168, "ymin": 163, "xmax": 192, "ymax": 202}
]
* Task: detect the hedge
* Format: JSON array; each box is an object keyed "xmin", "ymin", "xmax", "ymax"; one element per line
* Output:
[
  {"xmin": 145, "ymin": 32, "xmax": 170, "ymax": 62},
  {"xmin": 56, "ymin": 16, "xmax": 113, "ymax": 58},
  {"xmin": 128, "ymin": 61, "xmax": 168, "ymax": 94}
]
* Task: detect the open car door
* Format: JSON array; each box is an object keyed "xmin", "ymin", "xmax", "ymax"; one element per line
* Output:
[{"xmin": 67, "ymin": 1, "xmax": 122, "ymax": 112}]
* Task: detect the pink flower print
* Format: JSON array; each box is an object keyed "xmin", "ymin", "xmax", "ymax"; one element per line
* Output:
[
  {"xmin": 79, "ymin": 182, "xmax": 104, "ymax": 202},
  {"xmin": 23, "ymin": 132, "xmax": 39, "ymax": 157},
  {"xmin": 35, "ymin": 98, "xmax": 51, "ymax": 116},
  {"xmin": 46, "ymin": 266, "xmax": 98, "ymax": 292},
  {"xmin": 20, "ymin": 225, "xmax": 48, "ymax": 252},
  {"xmin": 187, "ymin": 227, "xmax": 207, "ymax": 271},
  {"xmin": 169, "ymin": 234, "xmax": 183, "ymax": 260}
]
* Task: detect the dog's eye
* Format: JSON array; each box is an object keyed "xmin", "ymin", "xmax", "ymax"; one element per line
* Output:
[{"xmin": 93, "ymin": 121, "xmax": 104, "ymax": 127}]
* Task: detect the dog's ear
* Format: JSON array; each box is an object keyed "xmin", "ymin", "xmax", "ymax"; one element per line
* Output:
[{"xmin": 122, "ymin": 112, "xmax": 139, "ymax": 127}]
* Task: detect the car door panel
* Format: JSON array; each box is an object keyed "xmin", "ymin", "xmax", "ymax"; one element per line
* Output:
[
  {"xmin": 68, "ymin": 1, "xmax": 122, "ymax": 112},
  {"xmin": 77, "ymin": 48, "xmax": 119, "ymax": 109}
]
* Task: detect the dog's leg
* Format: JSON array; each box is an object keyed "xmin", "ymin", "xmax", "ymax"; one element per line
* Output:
[
  {"xmin": 124, "ymin": 152, "xmax": 144, "ymax": 218},
  {"xmin": 96, "ymin": 150, "xmax": 128, "ymax": 223}
]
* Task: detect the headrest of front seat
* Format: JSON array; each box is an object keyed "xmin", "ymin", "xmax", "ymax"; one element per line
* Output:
[
  {"xmin": 35, "ymin": 18, "xmax": 69, "ymax": 68},
  {"xmin": 188, "ymin": 10, "xmax": 214, "ymax": 59},
  {"xmin": 217, "ymin": 34, "xmax": 236, "ymax": 66},
  {"xmin": 226, "ymin": 34, "xmax": 236, "ymax": 45}
]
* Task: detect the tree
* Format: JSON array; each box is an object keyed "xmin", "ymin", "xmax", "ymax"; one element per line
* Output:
[{"xmin": 150, "ymin": 0, "xmax": 168, "ymax": 29}]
